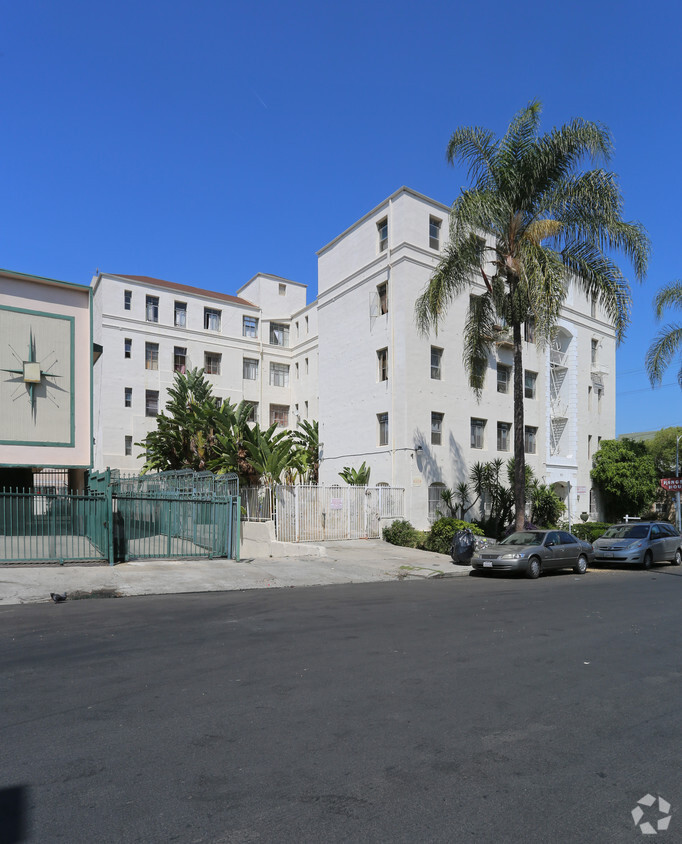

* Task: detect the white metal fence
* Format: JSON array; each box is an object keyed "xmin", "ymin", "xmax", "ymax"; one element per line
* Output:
[{"xmin": 273, "ymin": 485, "xmax": 404, "ymax": 542}]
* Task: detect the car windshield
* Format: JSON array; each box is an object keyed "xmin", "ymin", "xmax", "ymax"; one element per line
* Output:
[
  {"xmin": 500, "ymin": 532, "xmax": 545, "ymax": 546},
  {"xmin": 601, "ymin": 525, "xmax": 649, "ymax": 539}
]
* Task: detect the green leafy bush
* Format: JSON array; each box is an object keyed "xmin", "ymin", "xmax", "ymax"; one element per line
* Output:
[
  {"xmin": 382, "ymin": 519, "xmax": 419, "ymax": 548},
  {"xmin": 570, "ymin": 522, "xmax": 611, "ymax": 543},
  {"xmin": 424, "ymin": 517, "xmax": 483, "ymax": 554}
]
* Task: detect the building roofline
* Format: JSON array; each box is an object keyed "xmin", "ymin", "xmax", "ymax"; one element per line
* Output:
[
  {"xmin": 99, "ymin": 273, "xmax": 257, "ymax": 308},
  {"xmin": 0, "ymin": 267, "xmax": 91, "ymax": 295},
  {"xmin": 316, "ymin": 186, "xmax": 451, "ymax": 256},
  {"xmin": 236, "ymin": 272, "xmax": 307, "ymax": 294}
]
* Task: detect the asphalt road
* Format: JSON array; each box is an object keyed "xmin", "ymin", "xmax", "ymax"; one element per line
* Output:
[{"xmin": 1, "ymin": 566, "xmax": 681, "ymax": 843}]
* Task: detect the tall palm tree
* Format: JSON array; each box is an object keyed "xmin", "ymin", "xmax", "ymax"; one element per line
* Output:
[
  {"xmin": 645, "ymin": 281, "xmax": 682, "ymax": 386},
  {"xmin": 415, "ymin": 101, "xmax": 649, "ymax": 530}
]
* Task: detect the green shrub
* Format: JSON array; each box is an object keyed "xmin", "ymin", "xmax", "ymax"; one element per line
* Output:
[
  {"xmin": 382, "ymin": 519, "xmax": 419, "ymax": 548},
  {"xmin": 570, "ymin": 522, "xmax": 611, "ymax": 543},
  {"xmin": 424, "ymin": 517, "xmax": 483, "ymax": 554}
]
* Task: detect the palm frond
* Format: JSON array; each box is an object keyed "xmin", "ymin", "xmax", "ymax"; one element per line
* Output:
[
  {"xmin": 653, "ymin": 281, "xmax": 682, "ymax": 318},
  {"xmin": 645, "ymin": 323, "xmax": 682, "ymax": 387}
]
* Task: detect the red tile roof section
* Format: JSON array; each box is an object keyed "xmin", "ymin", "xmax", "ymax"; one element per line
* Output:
[{"xmin": 113, "ymin": 274, "xmax": 256, "ymax": 308}]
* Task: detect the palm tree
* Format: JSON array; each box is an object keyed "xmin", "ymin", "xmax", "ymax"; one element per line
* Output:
[
  {"xmin": 292, "ymin": 419, "xmax": 320, "ymax": 483},
  {"xmin": 338, "ymin": 461, "xmax": 371, "ymax": 485},
  {"xmin": 415, "ymin": 101, "xmax": 649, "ymax": 530},
  {"xmin": 645, "ymin": 280, "xmax": 682, "ymax": 386}
]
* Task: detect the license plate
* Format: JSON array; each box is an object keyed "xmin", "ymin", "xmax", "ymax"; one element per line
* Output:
[
  {"xmin": 483, "ymin": 561, "xmax": 493, "ymax": 568},
  {"xmin": 603, "ymin": 552, "xmax": 613, "ymax": 558}
]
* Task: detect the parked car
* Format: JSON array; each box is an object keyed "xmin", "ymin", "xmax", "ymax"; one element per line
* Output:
[
  {"xmin": 471, "ymin": 530, "xmax": 593, "ymax": 579},
  {"xmin": 592, "ymin": 522, "xmax": 682, "ymax": 569}
]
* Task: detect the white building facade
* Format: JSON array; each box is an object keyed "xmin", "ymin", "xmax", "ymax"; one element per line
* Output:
[
  {"xmin": 92, "ymin": 272, "xmax": 318, "ymax": 472},
  {"xmin": 316, "ymin": 188, "xmax": 614, "ymax": 528},
  {"xmin": 91, "ymin": 187, "xmax": 614, "ymax": 529}
]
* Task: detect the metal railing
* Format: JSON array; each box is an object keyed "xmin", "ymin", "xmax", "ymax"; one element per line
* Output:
[{"xmin": 241, "ymin": 487, "xmax": 274, "ymax": 521}]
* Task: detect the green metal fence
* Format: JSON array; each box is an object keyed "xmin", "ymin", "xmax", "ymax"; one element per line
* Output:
[
  {"xmin": 1, "ymin": 469, "xmax": 240, "ymax": 565},
  {"xmin": 0, "ymin": 488, "xmax": 110, "ymax": 565}
]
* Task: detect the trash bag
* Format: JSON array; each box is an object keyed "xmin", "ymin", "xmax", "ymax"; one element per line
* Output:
[{"xmin": 451, "ymin": 528, "xmax": 475, "ymax": 564}]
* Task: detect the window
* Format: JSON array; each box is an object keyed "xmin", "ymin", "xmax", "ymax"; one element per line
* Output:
[
  {"xmin": 124, "ymin": 290, "xmax": 132, "ymax": 310},
  {"xmin": 295, "ymin": 362, "xmax": 299, "ymax": 379},
  {"xmin": 305, "ymin": 357, "xmax": 309, "ymax": 374},
  {"xmin": 377, "ymin": 218, "xmax": 388, "ymax": 252},
  {"xmin": 304, "ymin": 400, "xmax": 308, "ymax": 417},
  {"xmin": 497, "ymin": 364, "xmax": 511, "ymax": 394},
  {"xmin": 525, "ymin": 370, "xmax": 537, "ymax": 399},
  {"xmin": 429, "ymin": 216, "xmax": 442, "ymax": 250},
  {"xmin": 591, "ymin": 338, "xmax": 598, "ymax": 366},
  {"xmin": 146, "ymin": 295, "xmax": 159, "ymax": 323},
  {"xmin": 270, "ymin": 362, "xmax": 289, "ymax": 387},
  {"xmin": 174, "ymin": 347, "xmax": 186, "ymax": 374},
  {"xmin": 524, "ymin": 318, "xmax": 536, "ymax": 343},
  {"xmin": 124, "ymin": 338, "xmax": 132, "ymax": 359},
  {"xmin": 431, "ymin": 347, "xmax": 443, "ymax": 380},
  {"xmin": 377, "ymin": 282, "xmax": 388, "ymax": 315},
  {"xmin": 588, "ymin": 385, "xmax": 592, "ymax": 411},
  {"xmin": 243, "ymin": 358, "xmax": 258, "ymax": 380},
  {"xmin": 377, "ymin": 348, "xmax": 388, "ymax": 382},
  {"xmin": 497, "ymin": 422, "xmax": 511, "ymax": 452},
  {"xmin": 145, "ymin": 342, "xmax": 159, "ymax": 370},
  {"xmin": 588, "ymin": 434, "xmax": 592, "ymax": 459},
  {"xmin": 471, "ymin": 418, "xmax": 485, "ymax": 449},
  {"xmin": 278, "ymin": 283, "xmax": 286, "ymax": 296},
  {"xmin": 295, "ymin": 403, "xmax": 299, "ymax": 417},
  {"xmin": 428, "ymin": 482, "xmax": 446, "ymax": 523},
  {"xmin": 305, "ymin": 315, "xmax": 309, "ymax": 332},
  {"xmin": 145, "ymin": 390, "xmax": 159, "ymax": 417},
  {"xmin": 270, "ymin": 404, "xmax": 289, "ymax": 427},
  {"xmin": 124, "ymin": 435, "xmax": 132, "ymax": 456},
  {"xmin": 243, "ymin": 315, "xmax": 258, "ymax": 338},
  {"xmin": 204, "ymin": 352, "xmax": 221, "ymax": 375},
  {"xmin": 591, "ymin": 296, "xmax": 597, "ymax": 318},
  {"xmin": 204, "ymin": 308, "xmax": 221, "ymax": 331},
  {"xmin": 296, "ymin": 321, "xmax": 299, "ymax": 337},
  {"xmin": 245, "ymin": 401, "xmax": 258, "ymax": 423},
  {"xmin": 431, "ymin": 412, "xmax": 444, "ymax": 446},
  {"xmin": 124, "ymin": 387, "xmax": 132, "ymax": 408},
  {"xmin": 269, "ymin": 322, "xmax": 290, "ymax": 347},
  {"xmin": 174, "ymin": 301, "xmax": 187, "ymax": 327},
  {"xmin": 214, "ymin": 397, "xmax": 222, "ymax": 408},
  {"xmin": 596, "ymin": 386, "xmax": 603, "ymax": 414},
  {"xmin": 525, "ymin": 426, "xmax": 537, "ymax": 454},
  {"xmin": 378, "ymin": 412, "xmax": 389, "ymax": 446}
]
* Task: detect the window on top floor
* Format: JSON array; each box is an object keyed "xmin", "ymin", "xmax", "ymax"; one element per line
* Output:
[
  {"xmin": 124, "ymin": 290, "xmax": 132, "ymax": 310},
  {"xmin": 145, "ymin": 295, "xmax": 159, "ymax": 323},
  {"xmin": 270, "ymin": 322, "xmax": 290, "ymax": 347},
  {"xmin": 429, "ymin": 216, "xmax": 442, "ymax": 250},
  {"xmin": 278, "ymin": 283, "xmax": 286, "ymax": 296},
  {"xmin": 431, "ymin": 347, "xmax": 442, "ymax": 380},
  {"xmin": 591, "ymin": 338, "xmax": 599, "ymax": 366},
  {"xmin": 174, "ymin": 301, "xmax": 187, "ymax": 327},
  {"xmin": 204, "ymin": 308, "xmax": 221, "ymax": 331},
  {"xmin": 243, "ymin": 315, "xmax": 258, "ymax": 338},
  {"xmin": 377, "ymin": 218, "xmax": 388, "ymax": 252},
  {"xmin": 497, "ymin": 364, "xmax": 511, "ymax": 394},
  {"xmin": 524, "ymin": 318, "xmax": 536, "ymax": 343},
  {"xmin": 591, "ymin": 295, "xmax": 597, "ymax": 318}
]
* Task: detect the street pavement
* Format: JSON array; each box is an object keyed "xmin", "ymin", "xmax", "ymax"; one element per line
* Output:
[{"xmin": 0, "ymin": 540, "xmax": 469, "ymax": 605}]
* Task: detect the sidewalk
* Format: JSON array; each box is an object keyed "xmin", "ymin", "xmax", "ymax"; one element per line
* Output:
[{"xmin": 0, "ymin": 540, "xmax": 472, "ymax": 605}]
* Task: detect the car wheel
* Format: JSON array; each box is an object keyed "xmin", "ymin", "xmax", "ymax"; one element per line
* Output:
[
  {"xmin": 642, "ymin": 551, "xmax": 653, "ymax": 571},
  {"xmin": 526, "ymin": 557, "xmax": 541, "ymax": 579},
  {"xmin": 672, "ymin": 548, "xmax": 682, "ymax": 566},
  {"xmin": 573, "ymin": 554, "xmax": 588, "ymax": 574}
]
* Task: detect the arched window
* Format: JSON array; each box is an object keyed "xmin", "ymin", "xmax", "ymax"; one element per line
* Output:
[{"xmin": 428, "ymin": 482, "xmax": 446, "ymax": 523}]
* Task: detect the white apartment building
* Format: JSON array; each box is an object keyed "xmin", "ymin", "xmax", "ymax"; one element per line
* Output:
[
  {"xmin": 92, "ymin": 271, "xmax": 318, "ymax": 472},
  {"xmin": 316, "ymin": 187, "xmax": 614, "ymax": 528},
  {"xmin": 91, "ymin": 187, "xmax": 615, "ymax": 529}
]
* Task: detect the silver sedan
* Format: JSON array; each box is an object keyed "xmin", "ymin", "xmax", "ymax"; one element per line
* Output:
[{"xmin": 471, "ymin": 530, "xmax": 594, "ymax": 579}]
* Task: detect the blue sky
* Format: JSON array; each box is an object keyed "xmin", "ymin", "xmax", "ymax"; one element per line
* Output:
[{"xmin": 2, "ymin": 0, "xmax": 680, "ymax": 434}]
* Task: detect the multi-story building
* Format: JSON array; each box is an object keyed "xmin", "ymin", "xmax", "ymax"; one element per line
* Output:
[
  {"xmin": 92, "ymin": 271, "xmax": 318, "ymax": 472},
  {"xmin": 316, "ymin": 187, "xmax": 614, "ymax": 527},
  {"xmin": 91, "ymin": 187, "xmax": 615, "ymax": 528}
]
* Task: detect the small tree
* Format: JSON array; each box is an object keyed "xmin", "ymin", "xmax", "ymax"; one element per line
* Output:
[
  {"xmin": 591, "ymin": 439, "xmax": 658, "ymax": 520},
  {"xmin": 339, "ymin": 462, "xmax": 371, "ymax": 485},
  {"xmin": 530, "ymin": 483, "xmax": 565, "ymax": 527}
]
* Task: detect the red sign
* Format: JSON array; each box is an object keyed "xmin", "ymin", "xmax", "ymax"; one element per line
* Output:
[{"xmin": 660, "ymin": 478, "xmax": 682, "ymax": 492}]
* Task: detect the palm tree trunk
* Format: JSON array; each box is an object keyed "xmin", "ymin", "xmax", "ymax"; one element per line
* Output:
[{"xmin": 512, "ymin": 318, "xmax": 526, "ymax": 531}]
